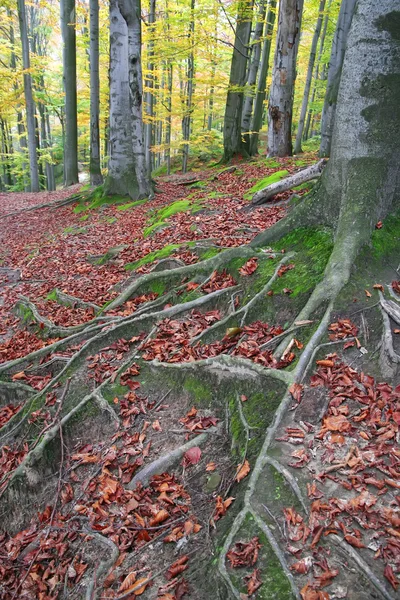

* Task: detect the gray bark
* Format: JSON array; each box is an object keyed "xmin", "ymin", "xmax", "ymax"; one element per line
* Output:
[
  {"xmin": 303, "ymin": 0, "xmax": 331, "ymax": 142},
  {"xmin": 104, "ymin": 0, "xmax": 138, "ymax": 197},
  {"xmin": 144, "ymin": 0, "xmax": 156, "ymax": 176},
  {"xmin": 17, "ymin": 0, "xmax": 39, "ymax": 192},
  {"xmin": 319, "ymin": 0, "xmax": 356, "ymax": 157},
  {"xmin": 248, "ymin": 0, "xmax": 277, "ymax": 156},
  {"xmin": 60, "ymin": 0, "xmax": 79, "ymax": 186},
  {"xmin": 165, "ymin": 62, "xmax": 173, "ymax": 174},
  {"xmin": 118, "ymin": 0, "xmax": 152, "ymax": 198},
  {"xmin": 241, "ymin": 0, "xmax": 268, "ymax": 153},
  {"xmin": 89, "ymin": 0, "xmax": 103, "ymax": 186},
  {"xmin": 223, "ymin": 0, "xmax": 254, "ymax": 161},
  {"xmin": 294, "ymin": 0, "xmax": 326, "ymax": 154},
  {"xmin": 181, "ymin": 0, "xmax": 195, "ymax": 173},
  {"xmin": 267, "ymin": 0, "xmax": 304, "ymax": 157}
]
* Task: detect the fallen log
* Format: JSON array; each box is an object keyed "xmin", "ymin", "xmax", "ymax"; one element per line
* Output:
[{"xmin": 251, "ymin": 159, "xmax": 327, "ymax": 205}]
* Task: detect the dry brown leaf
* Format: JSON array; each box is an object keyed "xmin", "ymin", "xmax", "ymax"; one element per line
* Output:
[{"xmin": 236, "ymin": 459, "xmax": 251, "ymax": 482}]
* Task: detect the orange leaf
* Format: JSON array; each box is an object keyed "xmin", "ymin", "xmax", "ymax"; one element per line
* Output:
[
  {"xmin": 236, "ymin": 459, "xmax": 250, "ymax": 483},
  {"xmin": 365, "ymin": 289, "xmax": 372, "ymax": 297},
  {"xmin": 149, "ymin": 509, "xmax": 170, "ymax": 526},
  {"xmin": 206, "ymin": 461, "xmax": 217, "ymax": 471},
  {"xmin": 118, "ymin": 571, "xmax": 137, "ymax": 592},
  {"xmin": 12, "ymin": 371, "xmax": 26, "ymax": 381}
]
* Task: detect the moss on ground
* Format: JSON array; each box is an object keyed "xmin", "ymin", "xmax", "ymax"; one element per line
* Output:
[
  {"xmin": 72, "ymin": 186, "xmax": 128, "ymax": 213},
  {"xmin": 124, "ymin": 244, "xmax": 182, "ymax": 271}
]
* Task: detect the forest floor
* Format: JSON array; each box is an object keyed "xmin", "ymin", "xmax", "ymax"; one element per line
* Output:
[{"xmin": 0, "ymin": 154, "xmax": 399, "ymax": 600}]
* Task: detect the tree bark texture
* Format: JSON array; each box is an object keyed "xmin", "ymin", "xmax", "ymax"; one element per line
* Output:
[
  {"xmin": 319, "ymin": 0, "xmax": 356, "ymax": 157},
  {"xmin": 223, "ymin": 0, "xmax": 254, "ymax": 161},
  {"xmin": 267, "ymin": 0, "xmax": 304, "ymax": 157},
  {"xmin": 17, "ymin": 0, "xmax": 40, "ymax": 192},
  {"xmin": 144, "ymin": 0, "xmax": 156, "ymax": 176},
  {"xmin": 89, "ymin": 0, "xmax": 103, "ymax": 186},
  {"xmin": 241, "ymin": 0, "xmax": 268, "ymax": 153},
  {"xmin": 293, "ymin": 0, "xmax": 326, "ymax": 154},
  {"xmin": 248, "ymin": 0, "xmax": 277, "ymax": 156},
  {"xmin": 60, "ymin": 0, "xmax": 79, "ymax": 186},
  {"xmin": 118, "ymin": 0, "xmax": 152, "ymax": 197}
]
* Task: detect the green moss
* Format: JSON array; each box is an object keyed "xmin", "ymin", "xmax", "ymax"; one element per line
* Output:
[
  {"xmin": 183, "ymin": 375, "xmax": 213, "ymax": 404},
  {"xmin": 72, "ymin": 185, "xmax": 128, "ymax": 214},
  {"xmin": 244, "ymin": 170, "xmax": 289, "ymax": 201},
  {"xmin": 125, "ymin": 244, "xmax": 182, "ymax": 271},
  {"xmin": 371, "ymin": 210, "xmax": 400, "ymax": 258},
  {"xmin": 207, "ymin": 191, "xmax": 225, "ymax": 199},
  {"xmin": 148, "ymin": 280, "xmax": 166, "ymax": 295},
  {"xmin": 143, "ymin": 220, "xmax": 167, "ymax": 238},
  {"xmin": 271, "ymin": 228, "xmax": 334, "ymax": 297},
  {"xmin": 116, "ymin": 199, "xmax": 147, "ymax": 211},
  {"xmin": 178, "ymin": 289, "xmax": 204, "ymax": 303},
  {"xmin": 264, "ymin": 158, "xmax": 281, "ymax": 168},
  {"xmin": 63, "ymin": 225, "xmax": 88, "ymax": 235},
  {"xmin": 201, "ymin": 247, "xmax": 221, "ymax": 260}
]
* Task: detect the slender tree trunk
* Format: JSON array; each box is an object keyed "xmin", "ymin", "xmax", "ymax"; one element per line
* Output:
[
  {"xmin": 207, "ymin": 61, "xmax": 216, "ymax": 131},
  {"xmin": 117, "ymin": 0, "xmax": 152, "ymax": 197},
  {"xmin": 60, "ymin": 0, "xmax": 79, "ymax": 185},
  {"xmin": 45, "ymin": 111, "xmax": 56, "ymax": 191},
  {"xmin": 303, "ymin": 0, "xmax": 331, "ymax": 142},
  {"xmin": 145, "ymin": 0, "xmax": 156, "ymax": 176},
  {"xmin": 181, "ymin": 0, "xmax": 195, "ymax": 173},
  {"xmin": 0, "ymin": 120, "xmax": 13, "ymax": 188},
  {"xmin": 248, "ymin": 0, "xmax": 276, "ymax": 156},
  {"xmin": 319, "ymin": 0, "xmax": 357, "ymax": 157},
  {"xmin": 165, "ymin": 62, "xmax": 173, "ymax": 175},
  {"xmin": 267, "ymin": 0, "xmax": 303, "ymax": 157},
  {"xmin": 241, "ymin": 0, "xmax": 267, "ymax": 153},
  {"xmin": 17, "ymin": 0, "xmax": 39, "ymax": 192},
  {"xmin": 294, "ymin": 0, "xmax": 326, "ymax": 154},
  {"xmin": 223, "ymin": 0, "xmax": 254, "ymax": 161},
  {"xmin": 89, "ymin": 0, "xmax": 103, "ymax": 186}
]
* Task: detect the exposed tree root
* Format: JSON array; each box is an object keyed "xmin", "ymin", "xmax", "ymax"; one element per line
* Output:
[{"xmin": 127, "ymin": 427, "xmax": 219, "ymax": 489}]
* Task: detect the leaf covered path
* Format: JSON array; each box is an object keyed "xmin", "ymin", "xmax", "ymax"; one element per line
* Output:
[{"xmin": 0, "ymin": 156, "xmax": 399, "ymax": 600}]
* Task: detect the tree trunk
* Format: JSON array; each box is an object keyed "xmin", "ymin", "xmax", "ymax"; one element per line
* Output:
[
  {"xmin": 223, "ymin": 0, "xmax": 254, "ymax": 162},
  {"xmin": 60, "ymin": 0, "xmax": 79, "ymax": 186},
  {"xmin": 302, "ymin": 0, "xmax": 331, "ymax": 142},
  {"xmin": 144, "ymin": 0, "xmax": 156, "ymax": 176},
  {"xmin": 117, "ymin": 0, "xmax": 152, "ymax": 198},
  {"xmin": 181, "ymin": 0, "xmax": 195, "ymax": 174},
  {"xmin": 241, "ymin": 0, "xmax": 268, "ymax": 153},
  {"xmin": 248, "ymin": 0, "xmax": 277, "ymax": 156},
  {"xmin": 319, "ymin": 0, "xmax": 356, "ymax": 157},
  {"xmin": 104, "ymin": 0, "xmax": 138, "ymax": 197},
  {"xmin": 293, "ymin": 0, "xmax": 326, "ymax": 154},
  {"xmin": 89, "ymin": 0, "xmax": 103, "ymax": 186},
  {"xmin": 165, "ymin": 62, "xmax": 173, "ymax": 175},
  {"xmin": 17, "ymin": 0, "xmax": 40, "ymax": 192},
  {"xmin": 253, "ymin": 0, "xmax": 400, "ymax": 311},
  {"xmin": 267, "ymin": 0, "xmax": 304, "ymax": 157}
]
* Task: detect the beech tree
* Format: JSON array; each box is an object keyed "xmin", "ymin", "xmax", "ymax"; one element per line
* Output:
[
  {"xmin": 223, "ymin": 0, "xmax": 254, "ymax": 161},
  {"xmin": 17, "ymin": 0, "xmax": 39, "ymax": 192},
  {"xmin": 60, "ymin": 0, "xmax": 79, "ymax": 186},
  {"xmin": 89, "ymin": 0, "xmax": 103, "ymax": 186},
  {"xmin": 267, "ymin": 0, "xmax": 304, "ymax": 156},
  {"xmin": 319, "ymin": 0, "xmax": 356, "ymax": 157},
  {"xmin": 293, "ymin": 0, "xmax": 326, "ymax": 154}
]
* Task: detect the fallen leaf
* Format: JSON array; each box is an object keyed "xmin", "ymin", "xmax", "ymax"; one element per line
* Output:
[
  {"xmin": 183, "ymin": 446, "xmax": 202, "ymax": 466},
  {"xmin": 236, "ymin": 459, "xmax": 251, "ymax": 482}
]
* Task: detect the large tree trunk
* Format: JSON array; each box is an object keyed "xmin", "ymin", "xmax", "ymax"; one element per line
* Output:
[
  {"xmin": 104, "ymin": 0, "xmax": 138, "ymax": 197},
  {"xmin": 248, "ymin": 0, "xmax": 277, "ymax": 156},
  {"xmin": 60, "ymin": 0, "xmax": 79, "ymax": 186},
  {"xmin": 252, "ymin": 0, "xmax": 400, "ymax": 316},
  {"xmin": 144, "ymin": 0, "xmax": 156, "ymax": 176},
  {"xmin": 117, "ymin": 0, "xmax": 152, "ymax": 198},
  {"xmin": 241, "ymin": 0, "xmax": 268, "ymax": 154},
  {"xmin": 17, "ymin": 0, "xmax": 40, "ymax": 192},
  {"xmin": 223, "ymin": 0, "xmax": 254, "ymax": 162},
  {"xmin": 267, "ymin": 0, "xmax": 304, "ymax": 157},
  {"xmin": 89, "ymin": 0, "xmax": 103, "ymax": 186},
  {"xmin": 319, "ymin": 0, "xmax": 356, "ymax": 157},
  {"xmin": 293, "ymin": 0, "xmax": 326, "ymax": 154}
]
